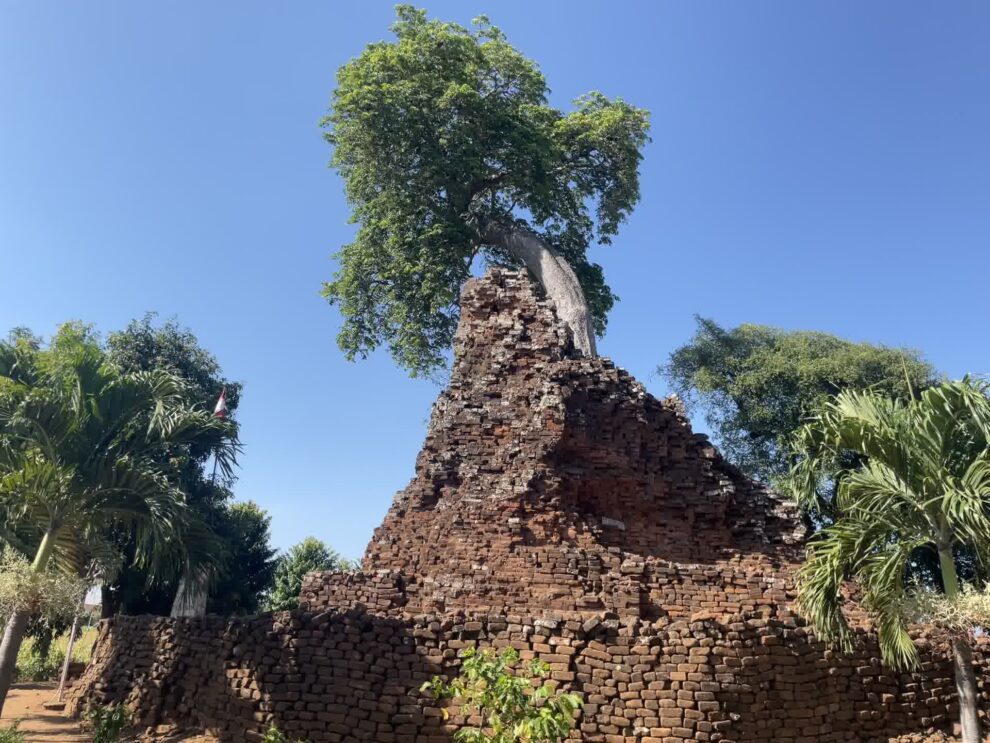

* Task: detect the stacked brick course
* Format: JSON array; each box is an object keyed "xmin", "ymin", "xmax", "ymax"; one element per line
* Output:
[{"xmin": 68, "ymin": 270, "xmax": 989, "ymax": 741}]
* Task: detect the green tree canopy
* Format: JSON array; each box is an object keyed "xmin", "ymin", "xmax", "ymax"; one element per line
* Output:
[
  {"xmin": 323, "ymin": 5, "xmax": 650, "ymax": 375},
  {"xmin": 2, "ymin": 318, "xmax": 270, "ymax": 618},
  {"xmin": 106, "ymin": 314, "xmax": 242, "ymax": 414},
  {"xmin": 206, "ymin": 501, "xmax": 278, "ymax": 616},
  {"xmin": 784, "ymin": 379, "xmax": 990, "ymax": 743},
  {"xmin": 100, "ymin": 315, "xmax": 257, "ymax": 616},
  {"xmin": 663, "ymin": 318, "xmax": 937, "ymax": 485},
  {"xmin": 266, "ymin": 537, "xmax": 352, "ymax": 612}
]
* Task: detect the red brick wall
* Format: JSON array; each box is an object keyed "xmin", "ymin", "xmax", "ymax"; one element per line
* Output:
[{"xmin": 68, "ymin": 577, "xmax": 988, "ymax": 742}]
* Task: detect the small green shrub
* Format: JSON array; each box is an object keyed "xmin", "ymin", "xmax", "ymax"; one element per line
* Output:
[
  {"xmin": 0, "ymin": 721, "xmax": 25, "ymax": 743},
  {"xmin": 86, "ymin": 704, "xmax": 128, "ymax": 743},
  {"xmin": 421, "ymin": 647, "xmax": 582, "ymax": 743},
  {"xmin": 262, "ymin": 726, "xmax": 306, "ymax": 743},
  {"xmin": 0, "ymin": 548, "xmax": 86, "ymax": 621},
  {"xmin": 13, "ymin": 624, "xmax": 97, "ymax": 681},
  {"xmin": 14, "ymin": 647, "xmax": 64, "ymax": 682}
]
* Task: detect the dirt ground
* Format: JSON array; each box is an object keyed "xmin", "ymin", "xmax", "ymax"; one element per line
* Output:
[
  {"xmin": 0, "ymin": 684, "xmax": 218, "ymax": 742},
  {"xmin": 0, "ymin": 683, "xmax": 90, "ymax": 742}
]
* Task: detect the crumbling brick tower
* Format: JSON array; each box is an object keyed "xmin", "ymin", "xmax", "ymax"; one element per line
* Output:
[
  {"xmin": 70, "ymin": 269, "xmax": 988, "ymax": 742},
  {"xmin": 354, "ymin": 268, "xmax": 808, "ymax": 620}
]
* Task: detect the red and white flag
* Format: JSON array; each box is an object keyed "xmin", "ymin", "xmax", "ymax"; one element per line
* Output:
[{"xmin": 213, "ymin": 389, "xmax": 228, "ymax": 419}]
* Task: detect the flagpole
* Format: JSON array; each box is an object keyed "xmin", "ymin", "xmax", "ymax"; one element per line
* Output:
[{"xmin": 210, "ymin": 386, "xmax": 227, "ymax": 487}]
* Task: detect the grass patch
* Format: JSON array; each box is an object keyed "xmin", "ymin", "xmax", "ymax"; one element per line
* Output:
[
  {"xmin": 0, "ymin": 721, "xmax": 25, "ymax": 743},
  {"xmin": 15, "ymin": 626, "xmax": 98, "ymax": 682}
]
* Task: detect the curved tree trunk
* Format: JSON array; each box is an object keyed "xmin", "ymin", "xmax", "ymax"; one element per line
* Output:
[
  {"xmin": 0, "ymin": 529, "xmax": 57, "ymax": 715},
  {"xmin": 483, "ymin": 223, "xmax": 597, "ymax": 358},
  {"xmin": 939, "ymin": 545, "xmax": 982, "ymax": 743},
  {"xmin": 0, "ymin": 609, "xmax": 30, "ymax": 715}
]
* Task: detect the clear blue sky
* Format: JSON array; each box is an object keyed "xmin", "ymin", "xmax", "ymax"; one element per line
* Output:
[{"xmin": 2, "ymin": 2, "xmax": 988, "ymax": 560}]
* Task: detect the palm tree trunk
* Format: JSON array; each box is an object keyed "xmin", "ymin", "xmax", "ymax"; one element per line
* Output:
[
  {"xmin": 482, "ymin": 223, "xmax": 597, "ymax": 358},
  {"xmin": 0, "ymin": 529, "xmax": 57, "ymax": 715},
  {"xmin": 939, "ymin": 545, "xmax": 982, "ymax": 743},
  {"xmin": 0, "ymin": 610, "xmax": 30, "ymax": 714}
]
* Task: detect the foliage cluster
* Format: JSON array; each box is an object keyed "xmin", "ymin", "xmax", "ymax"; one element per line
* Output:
[
  {"xmin": 664, "ymin": 318, "xmax": 936, "ymax": 488},
  {"xmin": 421, "ymin": 647, "xmax": 582, "ymax": 743},
  {"xmin": 907, "ymin": 584, "xmax": 990, "ymax": 636},
  {"xmin": 0, "ymin": 721, "xmax": 24, "ymax": 743},
  {"xmin": 14, "ymin": 648, "xmax": 64, "ymax": 683},
  {"xmin": 15, "ymin": 626, "xmax": 97, "ymax": 682},
  {"xmin": 785, "ymin": 379, "xmax": 990, "ymax": 670},
  {"xmin": 0, "ymin": 549, "xmax": 84, "ymax": 623},
  {"xmin": 1, "ymin": 319, "xmax": 277, "ymax": 619},
  {"xmin": 266, "ymin": 537, "xmax": 354, "ymax": 612},
  {"xmin": 21, "ymin": 614, "xmax": 73, "ymax": 668},
  {"xmin": 0, "ymin": 322, "xmax": 249, "ymax": 713},
  {"xmin": 101, "ymin": 316, "xmax": 276, "ymax": 617},
  {"xmin": 262, "ymin": 725, "xmax": 307, "ymax": 743},
  {"xmin": 0, "ymin": 322, "xmax": 237, "ymax": 589},
  {"xmin": 206, "ymin": 501, "xmax": 278, "ymax": 615}
]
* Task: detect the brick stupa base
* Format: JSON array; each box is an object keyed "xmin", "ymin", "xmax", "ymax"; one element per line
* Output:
[{"xmin": 68, "ymin": 271, "xmax": 988, "ymax": 742}]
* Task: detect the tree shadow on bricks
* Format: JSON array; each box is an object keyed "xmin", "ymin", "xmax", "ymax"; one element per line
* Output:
[
  {"xmin": 71, "ymin": 608, "xmax": 458, "ymax": 742},
  {"xmin": 709, "ymin": 615, "xmax": 990, "ymax": 743}
]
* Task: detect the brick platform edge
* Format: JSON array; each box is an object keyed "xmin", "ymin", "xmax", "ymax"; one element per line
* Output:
[{"xmin": 67, "ymin": 579, "xmax": 988, "ymax": 743}]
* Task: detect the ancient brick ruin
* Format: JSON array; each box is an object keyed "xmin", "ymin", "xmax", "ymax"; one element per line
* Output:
[
  {"xmin": 68, "ymin": 270, "xmax": 988, "ymax": 742},
  {"xmin": 358, "ymin": 270, "xmax": 806, "ymax": 620}
]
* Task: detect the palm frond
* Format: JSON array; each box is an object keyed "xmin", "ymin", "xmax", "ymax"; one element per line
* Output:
[
  {"xmin": 840, "ymin": 460, "xmax": 934, "ymax": 534},
  {"xmin": 858, "ymin": 536, "xmax": 925, "ymax": 670},
  {"xmin": 940, "ymin": 482, "xmax": 990, "ymax": 550},
  {"xmin": 0, "ymin": 348, "xmax": 239, "ymax": 591},
  {"xmin": 0, "ymin": 455, "xmax": 72, "ymax": 524},
  {"xmin": 796, "ymin": 520, "xmax": 866, "ymax": 650}
]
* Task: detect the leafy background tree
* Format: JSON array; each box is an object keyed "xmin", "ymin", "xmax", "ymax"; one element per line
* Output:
[
  {"xmin": 662, "ymin": 319, "xmax": 990, "ymax": 591},
  {"xmin": 266, "ymin": 537, "xmax": 353, "ymax": 612},
  {"xmin": 323, "ymin": 6, "xmax": 650, "ymax": 375},
  {"xmin": 1, "ymin": 318, "xmax": 276, "ymax": 619},
  {"xmin": 101, "ymin": 315, "xmax": 276, "ymax": 617},
  {"xmin": 663, "ymin": 317, "xmax": 937, "ymax": 487},
  {"xmin": 206, "ymin": 502, "xmax": 277, "ymax": 616}
]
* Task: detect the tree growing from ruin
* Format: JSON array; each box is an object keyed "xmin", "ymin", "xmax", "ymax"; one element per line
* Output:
[
  {"xmin": 785, "ymin": 379, "xmax": 990, "ymax": 743},
  {"xmin": 322, "ymin": 6, "xmax": 650, "ymax": 376}
]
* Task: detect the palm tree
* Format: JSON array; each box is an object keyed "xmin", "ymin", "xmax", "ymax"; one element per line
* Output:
[
  {"xmin": 0, "ymin": 335, "xmax": 237, "ymax": 714},
  {"xmin": 786, "ymin": 378, "xmax": 990, "ymax": 743}
]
